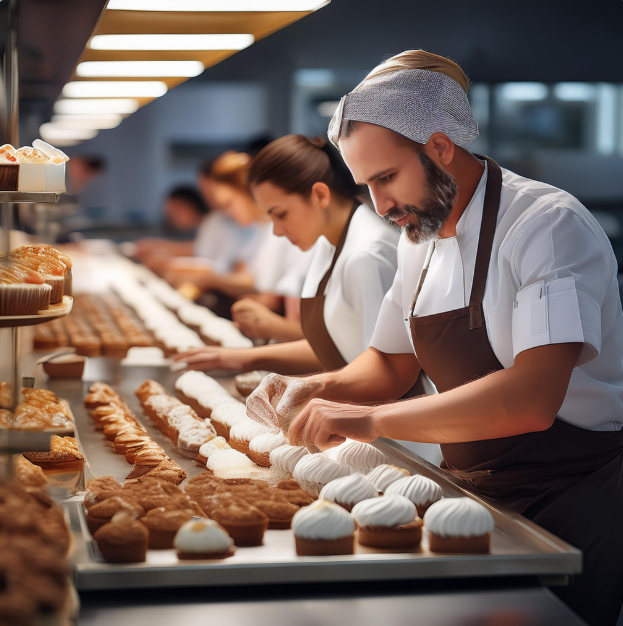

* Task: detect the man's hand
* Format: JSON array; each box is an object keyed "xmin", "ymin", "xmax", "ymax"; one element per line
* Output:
[
  {"xmin": 172, "ymin": 347, "xmax": 246, "ymax": 371},
  {"xmin": 231, "ymin": 298, "xmax": 281, "ymax": 340},
  {"xmin": 245, "ymin": 373, "xmax": 323, "ymax": 432},
  {"xmin": 288, "ymin": 399, "xmax": 379, "ymax": 451}
]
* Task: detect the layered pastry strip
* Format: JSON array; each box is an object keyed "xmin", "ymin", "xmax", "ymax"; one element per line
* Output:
[
  {"xmin": 23, "ymin": 434, "xmax": 85, "ymax": 474},
  {"xmin": 0, "ymin": 385, "xmax": 74, "ymax": 431},
  {"xmin": 84, "ymin": 382, "xmax": 187, "ymax": 485},
  {"xmin": 0, "ymin": 481, "xmax": 74, "ymax": 624}
]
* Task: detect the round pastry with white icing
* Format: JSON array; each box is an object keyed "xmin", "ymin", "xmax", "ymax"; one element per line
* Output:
[
  {"xmin": 229, "ymin": 419, "xmax": 273, "ymax": 455},
  {"xmin": 177, "ymin": 423, "xmax": 216, "ymax": 458},
  {"xmin": 366, "ymin": 464, "xmax": 410, "ymax": 494},
  {"xmin": 174, "ymin": 518, "xmax": 235, "ymax": 560},
  {"xmin": 206, "ymin": 449, "xmax": 254, "ymax": 471},
  {"xmin": 423, "ymin": 498, "xmax": 494, "ymax": 554},
  {"xmin": 293, "ymin": 453, "xmax": 352, "ymax": 497},
  {"xmin": 269, "ymin": 445, "xmax": 309, "ymax": 478},
  {"xmin": 210, "ymin": 401, "xmax": 247, "ymax": 438},
  {"xmin": 248, "ymin": 431, "xmax": 288, "ymax": 467},
  {"xmin": 292, "ymin": 500, "xmax": 355, "ymax": 557},
  {"xmin": 324, "ymin": 440, "xmax": 388, "ymax": 473},
  {"xmin": 197, "ymin": 436, "xmax": 230, "ymax": 463},
  {"xmin": 351, "ymin": 494, "xmax": 416, "ymax": 528},
  {"xmin": 319, "ymin": 473, "xmax": 378, "ymax": 511},
  {"xmin": 385, "ymin": 475, "xmax": 442, "ymax": 516}
]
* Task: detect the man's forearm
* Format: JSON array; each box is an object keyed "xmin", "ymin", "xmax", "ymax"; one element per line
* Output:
[{"xmin": 249, "ymin": 340, "xmax": 322, "ymax": 375}]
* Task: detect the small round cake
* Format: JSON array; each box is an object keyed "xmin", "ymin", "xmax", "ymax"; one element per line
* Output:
[
  {"xmin": 269, "ymin": 445, "xmax": 310, "ymax": 480},
  {"xmin": 324, "ymin": 440, "xmax": 388, "ymax": 473},
  {"xmin": 86, "ymin": 496, "xmax": 145, "ymax": 535},
  {"xmin": 385, "ymin": 475, "xmax": 443, "ymax": 517},
  {"xmin": 366, "ymin": 464, "xmax": 410, "ymax": 495},
  {"xmin": 319, "ymin": 473, "xmax": 378, "ymax": 512},
  {"xmin": 248, "ymin": 431, "xmax": 288, "ymax": 467},
  {"xmin": 93, "ymin": 511, "xmax": 149, "ymax": 563},
  {"xmin": 423, "ymin": 497, "xmax": 494, "ymax": 554},
  {"xmin": 351, "ymin": 494, "xmax": 422, "ymax": 549},
  {"xmin": 174, "ymin": 519, "xmax": 235, "ymax": 560},
  {"xmin": 292, "ymin": 499, "xmax": 356, "ymax": 556},
  {"xmin": 210, "ymin": 501, "xmax": 269, "ymax": 547},
  {"xmin": 229, "ymin": 419, "xmax": 273, "ymax": 456},
  {"xmin": 140, "ymin": 507, "xmax": 196, "ymax": 549},
  {"xmin": 292, "ymin": 453, "xmax": 352, "ymax": 497}
]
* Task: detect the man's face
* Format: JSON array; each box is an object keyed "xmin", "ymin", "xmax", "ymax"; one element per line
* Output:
[{"xmin": 340, "ymin": 123, "xmax": 457, "ymax": 244}]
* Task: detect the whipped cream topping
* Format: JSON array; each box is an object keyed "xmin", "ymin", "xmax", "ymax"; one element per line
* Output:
[
  {"xmin": 206, "ymin": 449, "xmax": 254, "ymax": 471},
  {"xmin": 175, "ymin": 371, "xmax": 230, "ymax": 406},
  {"xmin": 269, "ymin": 445, "xmax": 309, "ymax": 474},
  {"xmin": 351, "ymin": 494, "xmax": 416, "ymax": 528},
  {"xmin": 319, "ymin": 473, "xmax": 378, "ymax": 507},
  {"xmin": 423, "ymin": 498, "xmax": 494, "ymax": 538},
  {"xmin": 145, "ymin": 394, "xmax": 180, "ymax": 414},
  {"xmin": 166, "ymin": 406, "xmax": 200, "ymax": 432},
  {"xmin": 174, "ymin": 519, "xmax": 233, "ymax": 554},
  {"xmin": 249, "ymin": 431, "xmax": 288, "ymax": 453},
  {"xmin": 366, "ymin": 464, "xmax": 410, "ymax": 493},
  {"xmin": 198, "ymin": 436, "xmax": 230, "ymax": 458},
  {"xmin": 324, "ymin": 440, "xmax": 388, "ymax": 473},
  {"xmin": 385, "ymin": 475, "xmax": 442, "ymax": 506},
  {"xmin": 229, "ymin": 419, "xmax": 273, "ymax": 443},
  {"xmin": 292, "ymin": 499, "xmax": 355, "ymax": 540},
  {"xmin": 293, "ymin": 453, "xmax": 351, "ymax": 488},
  {"xmin": 211, "ymin": 401, "xmax": 247, "ymax": 426},
  {"xmin": 177, "ymin": 424, "xmax": 215, "ymax": 447}
]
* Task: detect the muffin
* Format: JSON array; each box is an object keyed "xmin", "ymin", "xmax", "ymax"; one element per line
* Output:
[
  {"xmin": 269, "ymin": 445, "xmax": 309, "ymax": 480},
  {"xmin": 385, "ymin": 475, "xmax": 442, "ymax": 517},
  {"xmin": 0, "ymin": 260, "xmax": 51, "ymax": 315},
  {"xmin": 93, "ymin": 511, "xmax": 149, "ymax": 563},
  {"xmin": 140, "ymin": 507, "xmax": 196, "ymax": 549},
  {"xmin": 324, "ymin": 440, "xmax": 388, "ymax": 473},
  {"xmin": 319, "ymin": 473, "xmax": 378, "ymax": 512},
  {"xmin": 174, "ymin": 519, "xmax": 235, "ymax": 560},
  {"xmin": 248, "ymin": 496, "xmax": 301, "ymax": 530},
  {"xmin": 210, "ymin": 401, "xmax": 248, "ymax": 439},
  {"xmin": 228, "ymin": 419, "xmax": 273, "ymax": 456},
  {"xmin": 247, "ymin": 431, "xmax": 288, "ymax": 467},
  {"xmin": 293, "ymin": 453, "xmax": 351, "ymax": 496},
  {"xmin": 209, "ymin": 501, "xmax": 269, "ymax": 547},
  {"xmin": 177, "ymin": 422, "xmax": 217, "ymax": 458},
  {"xmin": 292, "ymin": 500, "xmax": 356, "ymax": 556},
  {"xmin": 86, "ymin": 496, "xmax": 145, "ymax": 535},
  {"xmin": 366, "ymin": 464, "xmax": 410, "ymax": 495},
  {"xmin": 234, "ymin": 370, "xmax": 269, "ymax": 397},
  {"xmin": 351, "ymin": 494, "xmax": 422, "ymax": 549},
  {"xmin": 423, "ymin": 497, "xmax": 494, "ymax": 554}
]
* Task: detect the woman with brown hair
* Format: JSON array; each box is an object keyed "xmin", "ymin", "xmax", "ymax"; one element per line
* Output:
[{"xmin": 174, "ymin": 134, "xmax": 399, "ymax": 374}]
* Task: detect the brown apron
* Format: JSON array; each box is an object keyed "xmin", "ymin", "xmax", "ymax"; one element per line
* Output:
[
  {"xmin": 409, "ymin": 156, "xmax": 623, "ymax": 626},
  {"xmin": 300, "ymin": 204, "xmax": 358, "ymax": 371}
]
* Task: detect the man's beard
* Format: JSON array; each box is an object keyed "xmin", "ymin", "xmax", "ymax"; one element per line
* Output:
[{"xmin": 384, "ymin": 151, "xmax": 458, "ymax": 244}]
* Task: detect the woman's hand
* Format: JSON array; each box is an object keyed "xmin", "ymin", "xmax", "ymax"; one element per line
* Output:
[
  {"xmin": 288, "ymin": 399, "xmax": 379, "ymax": 451},
  {"xmin": 231, "ymin": 298, "xmax": 282, "ymax": 340},
  {"xmin": 172, "ymin": 347, "xmax": 248, "ymax": 371}
]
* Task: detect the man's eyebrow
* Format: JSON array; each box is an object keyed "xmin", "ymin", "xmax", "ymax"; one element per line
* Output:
[
  {"xmin": 267, "ymin": 207, "xmax": 277, "ymax": 215},
  {"xmin": 361, "ymin": 168, "xmax": 394, "ymax": 185}
]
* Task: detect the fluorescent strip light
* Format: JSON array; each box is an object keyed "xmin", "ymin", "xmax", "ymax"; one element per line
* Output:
[
  {"xmin": 51, "ymin": 114, "xmax": 123, "ymax": 130},
  {"xmin": 553, "ymin": 83, "xmax": 596, "ymax": 101},
  {"xmin": 63, "ymin": 81, "xmax": 167, "ymax": 98},
  {"xmin": 40, "ymin": 123, "xmax": 99, "ymax": 142},
  {"xmin": 54, "ymin": 98, "xmax": 139, "ymax": 114},
  {"xmin": 90, "ymin": 34, "xmax": 254, "ymax": 51},
  {"xmin": 499, "ymin": 83, "xmax": 548, "ymax": 102},
  {"xmin": 107, "ymin": 0, "xmax": 329, "ymax": 11},
  {"xmin": 77, "ymin": 61, "xmax": 204, "ymax": 78}
]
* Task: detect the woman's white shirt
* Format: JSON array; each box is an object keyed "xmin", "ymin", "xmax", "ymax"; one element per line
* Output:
[
  {"xmin": 370, "ymin": 160, "xmax": 623, "ymax": 432},
  {"xmin": 301, "ymin": 204, "xmax": 399, "ymax": 363}
]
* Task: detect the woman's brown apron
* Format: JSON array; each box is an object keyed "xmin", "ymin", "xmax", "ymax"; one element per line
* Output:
[
  {"xmin": 409, "ymin": 156, "xmax": 623, "ymax": 626},
  {"xmin": 300, "ymin": 204, "xmax": 358, "ymax": 372}
]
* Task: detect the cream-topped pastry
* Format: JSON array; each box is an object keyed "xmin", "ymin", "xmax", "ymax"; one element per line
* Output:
[
  {"xmin": 206, "ymin": 449, "xmax": 254, "ymax": 471},
  {"xmin": 319, "ymin": 473, "xmax": 378, "ymax": 511},
  {"xmin": 324, "ymin": 440, "xmax": 388, "ymax": 473},
  {"xmin": 292, "ymin": 500, "xmax": 355, "ymax": 556},
  {"xmin": 197, "ymin": 436, "xmax": 230, "ymax": 463},
  {"xmin": 229, "ymin": 419, "xmax": 273, "ymax": 455},
  {"xmin": 174, "ymin": 519, "xmax": 234, "ymax": 560},
  {"xmin": 293, "ymin": 453, "xmax": 352, "ymax": 496},
  {"xmin": 210, "ymin": 401, "xmax": 247, "ymax": 439},
  {"xmin": 248, "ymin": 431, "xmax": 288, "ymax": 467},
  {"xmin": 366, "ymin": 464, "xmax": 410, "ymax": 494},
  {"xmin": 424, "ymin": 498, "xmax": 494, "ymax": 538},
  {"xmin": 269, "ymin": 445, "xmax": 309, "ymax": 479},
  {"xmin": 235, "ymin": 370, "xmax": 269, "ymax": 397},
  {"xmin": 385, "ymin": 475, "xmax": 442, "ymax": 517},
  {"xmin": 177, "ymin": 423, "xmax": 216, "ymax": 458}
]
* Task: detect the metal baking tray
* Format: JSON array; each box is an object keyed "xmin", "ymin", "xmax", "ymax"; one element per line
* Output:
[{"xmin": 43, "ymin": 360, "xmax": 581, "ymax": 591}]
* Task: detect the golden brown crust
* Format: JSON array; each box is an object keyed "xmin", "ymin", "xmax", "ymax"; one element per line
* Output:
[
  {"xmin": 428, "ymin": 531, "xmax": 491, "ymax": 554},
  {"xmin": 295, "ymin": 535, "xmax": 354, "ymax": 557},
  {"xmin": 357, "ymin": 520, "xmax": 423, "ymax": 549}
]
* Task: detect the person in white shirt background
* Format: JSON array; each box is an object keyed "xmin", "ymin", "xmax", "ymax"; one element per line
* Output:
[
  {"xmin": 175, "ymin": 134, "xmax": 399, "ymax": 375},
  {"xmin": 245, "ymin": 51, "xmax": 623, "ymax": 626}
]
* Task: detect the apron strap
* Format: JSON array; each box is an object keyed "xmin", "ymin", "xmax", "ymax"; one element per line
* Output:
[
  {"xmin": 314, "ymin": 201, "xmax": 359, "ymax": 297},
  {"xmin": 468, "ymin": 156, "xmax": 503, "ymax": 329},
  {"xmin": 409, "ymin": 241, "xmax": 436, "ymax": 317}
]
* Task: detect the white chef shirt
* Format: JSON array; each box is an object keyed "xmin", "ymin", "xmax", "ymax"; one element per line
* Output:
[
  {"xmin": 248, "ymin": 223, "xmax": 312, "ymax": 298},
  {"xmin": 301, "ymin": 204, "xmax": 400, "ymax": 363},
  {"xmin": 371, "ymin": 160, "xmax": 623, "ymax": 432}
]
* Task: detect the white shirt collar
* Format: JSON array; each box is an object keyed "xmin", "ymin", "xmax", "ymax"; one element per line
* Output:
[{"xmin": 455, "ymin": 159, "xmax": 488, "ymax": 238}]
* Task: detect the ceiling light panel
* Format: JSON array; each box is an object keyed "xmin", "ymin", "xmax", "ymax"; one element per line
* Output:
[
  {"xmin": 40, "ymin": 123, "xmax": 99, "ymax": 142},
  {"xmin": 54, "ymin": 98, "xmax": 140, "ymax": 114},
  {"xmin": 63, "ymin": 81, "xmax": 168, "ymax": 98},
  {"xmin": 50, "ymin": 114, "xmax": 123, "ymax": 130},
  {"xmin": 77, "ymin": 61, "xmax": 204, "ymax": 77},
  {"xmin": 90, "ymin": 34, "xmax": 254, "ymax": 50},
  {"xmin": 107, "ymin": 0, "xmax": 328, "ymax": 11}
]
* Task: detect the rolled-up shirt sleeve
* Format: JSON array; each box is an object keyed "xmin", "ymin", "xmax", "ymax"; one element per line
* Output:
[{"xmin": 507, "ymin": 204, "xmax": 611, "ymax": 366}]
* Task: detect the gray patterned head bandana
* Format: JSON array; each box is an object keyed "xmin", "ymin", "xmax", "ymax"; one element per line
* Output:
[{"xmin": 328, "ymin": 68, "xmax": 478, "ymax": 149}]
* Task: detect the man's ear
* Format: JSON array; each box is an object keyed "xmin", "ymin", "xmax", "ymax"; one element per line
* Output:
[
  {"xmin": 426, "ymin": 133, "xmax": 455, "ymax": 166},
  {"xmin": 310, "ymin": 182, "xmax": 331, "ymax": 210}
]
